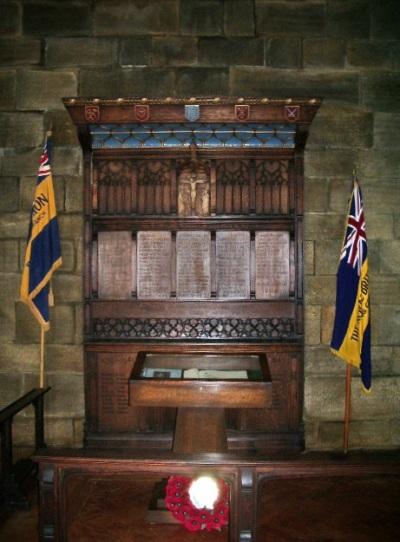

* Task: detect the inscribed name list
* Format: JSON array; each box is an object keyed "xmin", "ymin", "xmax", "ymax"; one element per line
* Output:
[
  {"xmin": 137, "ymin": 231, "xmax": 172, "ymax": 299},
  {"xmin": 255, "ymin": 231, "xmax": 290, "ymax": 299},
  {"xmin": 216, "ymin": 231, "xmax": 250, "ymax": 299},
  {"xmin": 176, "ymin": 231, "xmax": 211, "ymax": 299}
]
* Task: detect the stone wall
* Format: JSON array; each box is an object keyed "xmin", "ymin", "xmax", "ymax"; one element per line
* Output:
[{"xmin": 0, "ymin": 0, "xmax": 399, "ymax": 450}]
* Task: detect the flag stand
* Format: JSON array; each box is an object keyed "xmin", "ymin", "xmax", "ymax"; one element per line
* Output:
[
  {"xmin": 343, "ymin": 364, "xmax": 352, "ymax": 454},
  {"xmin": 40, "ymin": 328, "xmax": 45, "ymax": 388}
]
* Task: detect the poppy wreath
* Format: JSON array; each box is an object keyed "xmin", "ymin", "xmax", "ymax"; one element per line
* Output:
[{"xmin": 165, "ymin": 475, "xmax": 229, "ymax": 532}]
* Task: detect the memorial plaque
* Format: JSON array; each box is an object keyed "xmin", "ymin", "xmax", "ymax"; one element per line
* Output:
[
  {"xmin": 216, "ymin": 231, "xmax": 250, "ymax": 299},
  {"xmin": 176, "ymin": 231, "xmax": 211, "ymax": 299},
  {"xmin": 255, "ymin": 231, "xmax": 290, "ymax": 299},
  {"xmin": 137, "ymin": 231, "xmax": 171, "ymax": 299},
  {"xmin": 98, "ymin": 231, "xmax": 133, "ymax": 299}
]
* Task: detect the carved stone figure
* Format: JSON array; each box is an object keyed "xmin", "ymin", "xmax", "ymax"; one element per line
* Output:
[{"xmin": 178, "ymin": 147, "xmax": 210, "ymax": 217}]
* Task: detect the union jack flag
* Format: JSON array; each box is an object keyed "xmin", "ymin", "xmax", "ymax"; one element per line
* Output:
[
  {"xmin": 331, "ymin": 179, "xmax": 371, "ymax": 391},
  {"xmin": 340, "ymin": 183, "xmax": 367, "ymax": 275}
]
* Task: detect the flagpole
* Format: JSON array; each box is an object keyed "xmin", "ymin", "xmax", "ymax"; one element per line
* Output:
[
  {"xmin": 343, "ymin": 364, "xmax": 352, "ymax": 454},
  {"xmin": 40, "ymin": 327, "xmax": 45, "ymax": 388}
]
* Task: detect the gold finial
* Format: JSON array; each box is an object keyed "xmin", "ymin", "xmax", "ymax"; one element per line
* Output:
[
  {"xmin": 166, "ymin": 97, "xmax": 172, "ymax": 102},
  {"xmin": 93, "ymin": 98, "xmax": 99, "ymax": 103},
  {"xmin": 286, "ymin": 98, "xmax": 292, "ymax": 104},
  {"xmin": 261, "ymin": 97, "xmax": 269, "ymax": 103},
  {"xmin": 189, "ymin": 97, "xmax": 196, "ymax": 102},
  {"xmin": 214, "ymin": 97, "xmax": 220, "ymax": 102},
  {"xmin": 141, "ymin": 97, "xmax": 148, "ymax": 102},
  {"xmin": 237, "ymin": 97, "xmax": 244, "ymax": 103}
]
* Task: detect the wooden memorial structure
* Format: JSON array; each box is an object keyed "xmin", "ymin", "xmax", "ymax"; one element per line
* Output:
[{"xmin": 64, "ymin": 96, "xmax": 321, "ymax": 455}]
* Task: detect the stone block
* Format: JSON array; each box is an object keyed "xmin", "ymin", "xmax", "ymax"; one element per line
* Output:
[
  {"xmin": 0, "ymin": 2, "xmax": 20, "ymax": 36},
  {"xmin": 152, "ymin": 37, "xmax": 197, "ymax": 66},
  {"xmin": 181, "ymin": 0, "xmax": 223, "ymax": 36},
  {"xmin": 348, "ymin": 420, "xmax": 392, "ymax": 448},
  {"xmin": 12, "ymin": 418, "xmax": 35, "ymax": 447},
  {"xmin": 304, "ymin": 149, "xmax": 355, "ymax": 178},
  {"xmin": 303, "ymin": 420, "xmax": 319, "ymax": 449},
  {"xmin": 65, "ymin": 176, "xmax": 83, "ymax": 213},
  {"xmin": 304, "ymin": 376, "xmax": 345, "ymax": 421},
  {"xmin": 304, "ymin": 275, "xmax": 337, "ymax": 305},
  {"xmin": 361, "ymin": 181, "xmax": 400, "ymax": 214},
  {"xmin": 176, "ymin": 67, "xmax": 229, "ymax": 96},
  {"xmin": 79, "ymin": 68, "xmax": 120, "ymax": 98},
  {"xmin": 20, "ymin": 175, "xmax": 64, "ymax": 214},
  {"xmin": 0, "ymin": 239, "xmax": 19, "ymax": 271},
  {"xmin": 304, "ymin": 212, "xmax": 345, "ymax": 241},
  {"xmin": 256, "ymin": 1, "xmax": 325, "ymax": 36},
  {"xmin": 265, "ymin": 36, "xmax": 302, "ymax": 69},
  {"xmin": 45, "ymin": 110, "xmax": 79, "ymax": 147},
  {"xmin": 119, "ymin": 68, "xmax": 176, "ymax": 97},
  {"xmin": 75, "ymin": 305, "xmax": 84, "ymax": 344},
  {"xmin": 17, "ymin": 70, "xmax": 77, "ymax": 111},
  {"xmin": 0, "ymin": 39, "xmax": 41, "ymax": 65},
  {"xmin": 390, "ymin": 419, "xmax": 400, "ymax": 446},
  {"xmin": 47, "ymin": 305, "xmax": 76, "ymax": 345},
  {"xmin": 376, "ymin": 305, "xmax": 400, "ymax": 345},
  {"xmin": 366, "ymin": 213, "xmax": 394, "ymax": 240},
  {"xmin": 80, "ymin": 68, "xmax": 176, "ymax": 98},
  {"xmin": 53, "ymin": 147, "xmax": 82, "ymax": 176},
  {"xmin": 314, "ymin": 239, "xmax": 342, "ymax": 275},
  {"xmin": 308, "ymin": 104, "xmax": 373, "ymax": 149},
  {"xmin": 357, "ymin": 149, "xmax": 400, "ymax": 180},
  {"xmin": 45, "ymin": 418, "xmax": 75, "ymax": 446},
  {"xmin": 23, "ymin": 2, "xmax": 90, "ymax": 36},
  {"xmin": 230, "ymin": 68, "xmax": 359, "ymax": 103},
  {"xmin": 73, "ymin": 417, "xmax": 84, "ymax": 447},
  {"xmin": 304, "ymin": 178, "xmax": 329, "ymax": 212},
  {"xmin": 361, "ymin": 73, "xmax": 400, "ymax": 113},
  {"xmin": 0, "ymin": 112, "xmax": 43, "ymax": 148},
  {"xmin": 395, "ymin": 216, "xmax": 400, "ymax": 239},
  {"xmin": 15, "ymin": 301, "xmax": 41, "ymax": 344},
  {"xmin": 44, "ymin": 373, "xmax": 84, "ymax": 417},
  {"xmin": 321, "ymin": 305, "xmax": 336, "ymax": 345},
  {"xmin": 224, "ymin": 0, "xmax": 255, "ymax": 36},
  {"xmin": 371, "ymin": 0, "xmax": 400, "ymax": 39},
  {"xmin": 313, "ymin": 421, "xmax": 343, "ymax": 450},
  {"xmin": 52, "ymin": 274, "xmax": 82, "ymax": 303},
  {"xmin": 94, "ymin": 0, "xmax": 179, "ymax": 36},
  {"xmin": 393, "ymin": 347, "xmax": 400, "ymax": 375},
  {"xmin": 0, "ymin": 70, "xmax": 16, "ymax": 110},
  {"xmin": 119, "ymin": 37, "xmax": 153, "ymax": 67},
  {"xmin": 0, "ymin": 300, "xmax": 15, "ymax": 339},
  {"xmin": 59, "ymin": 240, "xmax": 75, "ymax": 272},
  {"xmin": 371, "ymin": 346, "xmax": 395, "ymax": 375},
  {"xmin": 46, "ymin": 38, "xmax": 118, "ymax": 68},
  {"xmin": 0, "ymin": 272, "xmax": 20, "ymax": 302},
  {"xmin": 198, "ymin": 37, "xmax": 263, "ymax": 66},
  {"xmin": 0, "ymin": 177, "xmax": 19, "ymax": 212},
  {"xmin": 352, "ymin": 377, "xmax": 400, "ymax": 418},
  {"xmin": 304, "ymin": 305, "xmax": 321, "ymax": 346},
  {"xmin": 380, "ymin": 241, "xmax": 400, "ymax": 275},
  {"xmin": 0, "ymin": 211, "xmax": 31, "ymax": 238},
  {"xmin": 46, "ymin": 345, "xmax": 83, "ymax": 373},
  {"xmin": 0, "ymin": 343, "xmax": 43, "ymax": 372},
  {"xmin": 304, "ymin": 38, "xmax": 345, "ymax": 69},
  {"xmin": 374, "ymin": 113, "xmax": 400, "ymax": 149},
  {"xmin": 370, "ymin": 276, "xmax": 400, "ymax": 305},
  {"xmin": 304, "ymin": 240, "xmax": 315, "ymax": 276},
  {"xmin": 304, "ymin": 346, "xmax": 344, "ymax": 376},
  {"xmin": 347, "ymin": 40, "xmax": 400, "ymax": 70},
  {"xmin": 327, "ymin": 0, "xmax": 370, "ymax": 39},
  {"xmin": 0, "ymin": 373, "xmax": 22, "ymax": 410},
  {"xmin": 76, "ymin": 239, "xmax": 84, "ymax": 274},
  {"xmin": 58, "ymin": 215, "xmax": 83, "ymax": 240},
  {"xmin": 328, "ymin": 177, "xmax": 353, "ymax": 213}
]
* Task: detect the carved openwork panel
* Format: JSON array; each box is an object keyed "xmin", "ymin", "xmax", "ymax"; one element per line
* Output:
[
  {"xmin": 255, "ymin": 160, "xmax": 290, "ymax": 214},
  {"xmin": 216, "ymin": 159, "xmax": 250, "ymax": 215}
]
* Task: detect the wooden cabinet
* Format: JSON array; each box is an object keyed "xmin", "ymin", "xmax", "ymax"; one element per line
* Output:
[{"xmin": 65, "ymin": 97, "xmax": 321, "ymax": 452}]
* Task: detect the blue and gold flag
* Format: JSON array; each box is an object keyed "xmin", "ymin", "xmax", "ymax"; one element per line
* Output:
[
  {"xmin": 20, "ymin": 136, "xmax": 62, "ymax": 330},
  {"xmin": 330, "ymin": 180, "xmax": 371, "ymax": 391}
]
